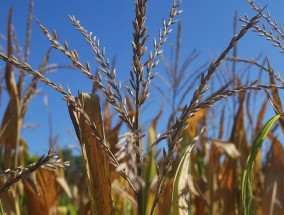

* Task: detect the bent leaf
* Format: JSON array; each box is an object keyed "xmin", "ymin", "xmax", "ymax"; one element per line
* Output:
[
  {"xmin": 23, "ymin": 169, "xmax": 58, "ymax": 215},
  {"xmin": 242, "ymin": 114, "xmax": 280, "ymax": 215},
  {"xmin": 212, "ymin": 140, "xmax": 241, "ymax": 159},
  {"xmin": 170, "ymin": 143, "xmax": 198, "ymax": 215}
]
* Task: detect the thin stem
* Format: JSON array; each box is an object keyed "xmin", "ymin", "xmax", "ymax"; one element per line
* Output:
[
  {"xmin": 132, "ymin": 0, "xmax": 148, "ymax": 213},
  {"xmin": 135, "ymin": 73, "xmax": 143, "ymax": 215}
]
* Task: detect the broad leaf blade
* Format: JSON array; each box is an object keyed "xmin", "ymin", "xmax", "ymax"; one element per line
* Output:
[
  {"xmin": 170, "ymin": 144, "xmax": 197, "ymax": 215},
  {"xmin": 68, "ymin": 93, "xmax": 114, "ymax": 215},
  {"xmin": 23, "ymin": 169, "xmax": 58, "ymax": 215}
]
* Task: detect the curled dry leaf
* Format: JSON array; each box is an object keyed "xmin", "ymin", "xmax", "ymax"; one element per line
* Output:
[
  {"xmin": 211, "ymin": 140, "xmax": 241, "ymax": 159},
  {"xmin": 56, "ymin": 177, "xmax": 72, "ymax": 198},
  {"xmin": 23, "ymin": 169, "xmax": 58, "ymax": 215}
]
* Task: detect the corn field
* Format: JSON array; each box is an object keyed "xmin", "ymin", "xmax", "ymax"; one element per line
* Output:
[{"xmin": 0, "ymin": 0, "xmax": 284, "ymax": 214}]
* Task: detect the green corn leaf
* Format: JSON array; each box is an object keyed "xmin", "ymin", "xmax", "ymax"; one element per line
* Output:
[{"xmin": 242, "ymin": 114, "xmax": 280, "ymax": 215}]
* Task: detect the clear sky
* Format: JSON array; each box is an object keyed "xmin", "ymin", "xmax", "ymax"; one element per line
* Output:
[{"xmin": 1, "ymin": 0, "xmax": 284, "ymax": 154}]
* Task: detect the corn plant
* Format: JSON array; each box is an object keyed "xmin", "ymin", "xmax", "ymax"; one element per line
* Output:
[{"xmin": 0, "ymin": 0, "xmax": 284, "ymax": 214}]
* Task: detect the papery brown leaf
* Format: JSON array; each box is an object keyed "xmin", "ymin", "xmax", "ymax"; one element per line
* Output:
[
  {"xmin": 219, "ymin": 159, "xmax": 237, "ymax": 215},
  {"xmin": 208, "ymin": 145, "xmax": 221, "ymax": 213},
  {"xmin": 5, "ymin": 7, "xmax": 16, "ymax": 98},
  {"xmin": 219, "ymin": 91, "xmax": 248, "ymax": 215},
  {"xmin": 255, "ymin": 100, "xmax": 268, "ymax": 135},
  {"xmin": 193, "ymin": 176, "xmax": 208, "ymax": 215},
  {"xmin": 261, "ymin": 135, "xmax": 284, "ymax": 214},
  {"xmin": 56, "ymin": 177, "xmax": 72, "ymax": 198},
  {"xmin": 187, "ymin": 108, "xmax": 207, "ymax": 140},
  {"xmin": 246, "ymin": 92, "xmax": 254, "ymax": 127},
  {"xmin": 0, "ymin": 7, "xmax": 21, "ymax": 215},
  {"xmin": 230, "ymin": 91, "xmax": 249, "ymax": 168},
  {"xmin": 103, "ymin": 102, "xmax": 123, "ymax": 182},
  {"xmin": 0, "ymin": 179, "xmax": 20, "ymax": 215},
  {"xmin": 267, "ymin": 57, "xmax": 284, "ymax": 135},
  {"xmin": 157, "ymin": 178, "xmax": 173, "ymax": 215},
  {"xmin": 267, "ymin": 133, "xmax": 284, "ymax": 166},
  {"xmin": 0, "ymin": 5, "xmax": 21, "ymax": 168},
  {"xmin": 267, "ymin": 57, "xmax": 282, "ymax": 114},
  {"xmin": 207, "ymin": 107, "xmax": 225, "ymax": 213},
  {"xmin": 211, "ymin": 140, "xmax": 241, "ymax": 159},
  {"xmin": 104, "ymin": 102, "xmax": 123, "ymax": 154},
  {"xmin": 23, "ymin": 169, "xmax": 58, "ymax": 215},
  {"xmin": 104, "ymin": 102, "xmax": 112, "ymax": 134},
  {"xmin": 68, "ymin": 93, "xmax": 114, "ymax": 215},
  {"xmin": 170, "ymin": 144, "xmax": 198, "ymax": 215},
  {"xmin": 207, "ymin": 121, "xmax": 223, "ymax": 213}
]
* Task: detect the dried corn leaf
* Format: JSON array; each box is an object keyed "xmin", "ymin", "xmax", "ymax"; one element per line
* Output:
[
  {"xmin": 187, "ymin": 108, "xmax": 207, "ymax": 139},
  {"xmin": 267, "ymin": 58, "xmax": 282, "ymax": 114},
  {"xmin": 157, "ymin": 178, "xmax": 174, "ymax": 215},
  {"xmin": 219, "ymin": 159, "xmax": 237, "ymax": 215},
  {"xmin": 207, "ymin": 109, "xmax": 224, "ymax": 214},
  {"xmin": 170, "ymin": 144, "xmax": 197, "ymax": 215},
  {"xmin": 68, "ymin": 93, "xmax": 114, "ymax": 215},
  {"xmin": 0, "ymin": 186, "xmax": 19, "ymax": 215},
  {"xmin": 231, "ymin": 92, "xmax": 249, "ymax": 167},
  {"xmin": 56, "ymin": 177, "xmax": 72, "ymax": 198},
  {"xmin": 261, "ymin": 133, "xmax": 284, "ymax": 214},
  {"xmin": 211, "ymin": 140, "xmax": 241, "ymax": 159},
  {"xmin": 23, "ymin": 169, "xmax": 58, "ymax": 215},
  {"xmin": 255, "ymin": 100, "xmax": 267, "ymax": 134},
  {"xmin": 266, "ymin": 58, "xmax": 284, "ymax": 135},
  {"xmin": 0, "ymin": 7, "xmax": 20, "ymax": 215},
  {"xmin": 104, "ymin": 102, "xmax": 123, "ymax": 157},
  {"xmin": 4, "ymin": 7, "xmax": 17, "ymax": 98},
  {"xmin": 218, "ymin": 92, "xmax": 248, "ymax": 215},
  {"xmin": 1, "ymin": 5, "xmax": 21, "ymax": 168}
]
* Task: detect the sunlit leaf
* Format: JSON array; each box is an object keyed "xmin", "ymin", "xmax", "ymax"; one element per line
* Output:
[
  {"xmin": 56, "ymin": 177, "xmax": 72, "ymax": 198},
  {"xmin": 242, "ymin": 114, "xmax": 280, "ymax": 215},
  {"xmin": 68, "ymin": 93, "xmax": 114, "ymax": 215},
  {"xmin": 212, "ymin": 140, "xmax": 241, "ymax": 159},
  {"xmin": 170, "ymin": 143, "xmax": 197, "ymax": 215},
  {"xmin": 0, "ymin": 7, "xmax": 20, "ymax": 215},
  {"xmin": 23, "ymin": 169, "xmax": 58, "ymax": 215}
]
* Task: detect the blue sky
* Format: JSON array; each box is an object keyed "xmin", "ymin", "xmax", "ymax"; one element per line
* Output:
[{"xmin": 1, "ymin": 0, "xmax": 284, "ymax": 154}]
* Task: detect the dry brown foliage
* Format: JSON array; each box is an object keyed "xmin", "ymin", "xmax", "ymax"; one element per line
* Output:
[{"xmin": 0, "ymin": 0, "xmax": 284, "ymax": 215}]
